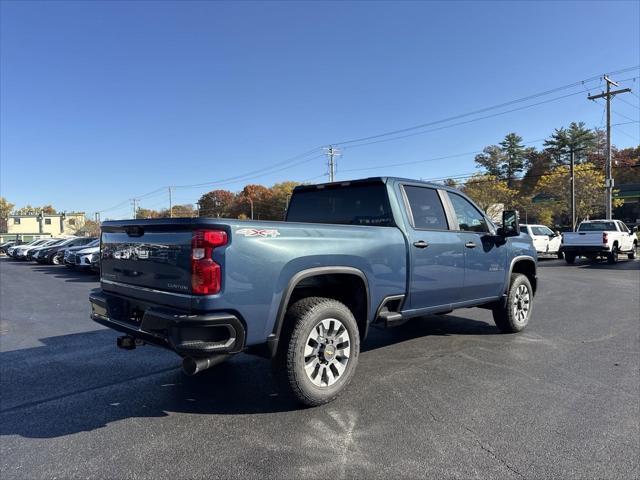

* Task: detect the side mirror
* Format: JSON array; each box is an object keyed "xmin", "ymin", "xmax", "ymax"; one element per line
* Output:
[
  {"xmin": 633, "ymin": 226, "xmax": 638, "ymax": 233},
  {"xmin": 499, "ymin": 210, "xmax": 520, "ymax": 237}
]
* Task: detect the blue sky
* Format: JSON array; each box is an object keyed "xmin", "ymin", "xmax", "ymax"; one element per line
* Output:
[{"xmin": 1, "ymin": 1, "xmax": 639, "ymax": 219}]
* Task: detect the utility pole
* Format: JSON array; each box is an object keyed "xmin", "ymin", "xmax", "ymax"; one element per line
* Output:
[
  {"xmin": 324, "ymin": 146, "xmax": 341, "ymax": 182},
  {"xmin": 570, "ymin": 148, "xmax": 576, "ymax": 231},
  {"xmin": 245, "ymin": 196, "xmax": 254, "ymax": 220},
  {"xmin": 131, "ymin": 199, "xmax": 138, "ymax": 219},
  {"xmin": 588, "ymin": 76, "xmax": 632, "ymax": 219},
  {"xmin": 168, "ymin": 187, "xmax": 173, "ymax": 218}
]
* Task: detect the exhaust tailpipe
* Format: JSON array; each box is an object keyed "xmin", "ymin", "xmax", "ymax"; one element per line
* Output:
[{"xmin": 182, "ymin": 354, "xmax": 230, "ymax": 376}]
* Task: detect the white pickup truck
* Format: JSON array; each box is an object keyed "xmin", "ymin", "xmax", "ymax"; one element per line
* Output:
[{"xmin": 561, "ymin": 220, "xmax": 638, "ymax": 264}]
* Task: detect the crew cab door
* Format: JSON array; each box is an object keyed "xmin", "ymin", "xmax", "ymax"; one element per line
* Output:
[
  {"xmin": 400, "ymin": 184, "xmax": 465, "ymax": 309},
  {"xmin": 445, "ymin": 192, "xmax": 507, "ymax": 300},
  {"xmin": 528, "ymin": 226, "xmax": 549, "ymax": 252},
  {"xmin": 530, "ymin": 225, "xmax": 558, "ymax": 253},
  {"xmin": 616, "ymin": 221, "xmax": 634, "ymax": 251}
]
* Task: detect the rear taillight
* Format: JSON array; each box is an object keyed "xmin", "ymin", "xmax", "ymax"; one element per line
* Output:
[
  {"xmin": 603, "ymin": 232, "xmax": 608, "ymax": 244},
  {"xmin": 191, "ymin": 230, "xmax": 227, "ymax": 295}
]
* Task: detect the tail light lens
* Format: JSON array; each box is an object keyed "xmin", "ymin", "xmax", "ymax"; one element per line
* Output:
[
  {"xmin": 603, "ymin": 232, "xmax": 608, "ymax": 244},
  {"xmin": 191, "ymin": 230, "xmax": 227, "ymax": 295}
]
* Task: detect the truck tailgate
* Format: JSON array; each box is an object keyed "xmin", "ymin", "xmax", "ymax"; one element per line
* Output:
[
  {"xmin": 101, "ymin": 225, "xmax": 194, "ymax": 295},
  {"xmin": 562, "ymin": 232, "xmax": 604, "ymax": 246}
]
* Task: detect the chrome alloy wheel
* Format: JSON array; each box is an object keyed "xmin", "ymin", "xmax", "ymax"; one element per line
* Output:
[
  {"xmin": 304, "ymin": 318, "xmax": 351, "ymax": 387},
  {"xmin": 512, "ymin": 284, "xmax": 531, "ymax": 323}
]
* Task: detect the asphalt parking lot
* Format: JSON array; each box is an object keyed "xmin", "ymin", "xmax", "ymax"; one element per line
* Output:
[{"xmin": 0, "ymin": 257, "xmax": 638, "ymax": 479}]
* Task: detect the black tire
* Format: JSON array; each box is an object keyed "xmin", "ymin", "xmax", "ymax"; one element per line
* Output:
[
  {"xmin": 565, "ymin": 253, "xmax": 576, "ymax": 265},
  {"xmin": 556, "ymin": 251, "xmax": 564, "ymax": 259},
  {"xmin": 629, "ymin": 242, "xmax": 637, "ymax": 260},
  {"xmin": 492, "ymin": 274, "xmax": 533, "ymax": 333},
  {"xmin": 273, "ymin": 297, "xmax": 360, "ymax": 407},
  {"xmin": 51, "ymin": 254, "xmax": 61, "ymax": 265},
  {"xmin": 607, "ymin": 244, "xmax": 618, "ymax": 264}
]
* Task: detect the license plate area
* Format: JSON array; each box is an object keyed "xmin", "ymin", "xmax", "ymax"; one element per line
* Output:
[{"xmin": 106, "ymin": 295, "xmax": 153, "ymax": 327}]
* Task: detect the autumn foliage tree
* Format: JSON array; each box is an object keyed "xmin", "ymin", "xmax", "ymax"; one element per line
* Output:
[
  {"xmin": 198, "ymin": 189, "xmax": 235, "ymax": 218},
  {"xmin": 534, "ymin": 163, "xmax": 623, "ymax": 224},
  {"xmin": 462, "ymin": 175, "xmax": 517, "ymax": 220}
]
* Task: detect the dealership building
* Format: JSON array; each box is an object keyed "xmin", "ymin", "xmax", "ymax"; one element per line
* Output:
[{"xmin": 0, "ymin": 212, "xmax": 86, "ymax": 243}]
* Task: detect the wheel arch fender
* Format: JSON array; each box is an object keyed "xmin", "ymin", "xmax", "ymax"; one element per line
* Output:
[
  {"xmin": 266, "ymin": 266, "xmax": 371, "ymax": 358},
  {"xmin": 506, "ymin": 255, "xmax": 537, "ymax": 295}
]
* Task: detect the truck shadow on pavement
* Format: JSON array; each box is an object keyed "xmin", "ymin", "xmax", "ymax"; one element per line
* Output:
[
  {"xmin": 538, "ymin": 257, "xmax": 639, "ymax": 270},
  {"xmin": 0, "ymin": 314, "xmax": 500, "ymax": 439}
]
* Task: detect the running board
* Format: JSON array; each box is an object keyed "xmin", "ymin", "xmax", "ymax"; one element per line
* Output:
[{"xmin": 378, "ymin": 311, "xmax": 407, "ymax": 328}]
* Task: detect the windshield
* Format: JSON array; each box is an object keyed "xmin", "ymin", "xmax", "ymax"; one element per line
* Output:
[
  {"xmin": 531, "ymin": 226, "xmax": 554, "ymax": 236},
  {"xmin": 27, "ymin": 239, "xmax": 47, "ymax": 246},
  {"xmin": 578, "ymin": 222, "xmax": 616, "ymax": 232}
]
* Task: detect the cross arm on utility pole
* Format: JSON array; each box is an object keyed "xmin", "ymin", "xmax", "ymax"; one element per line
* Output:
[{"xmin": 587, "ymin": 88, "xmax": 631, "ymax": 100}]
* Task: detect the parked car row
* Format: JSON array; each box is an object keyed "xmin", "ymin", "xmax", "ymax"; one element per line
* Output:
[{"xmin": 3, "ymin": 236, "xmax": 100, "ymax": 272}]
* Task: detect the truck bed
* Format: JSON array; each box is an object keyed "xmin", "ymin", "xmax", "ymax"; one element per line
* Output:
[{"xmin": 99, "ymin": 217, "xmax": 407, "ymax": 346}]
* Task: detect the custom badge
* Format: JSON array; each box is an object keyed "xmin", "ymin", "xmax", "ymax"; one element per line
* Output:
[{"xmin": 235, "ymin": 228, "xmax": 281, "ymax": 238}]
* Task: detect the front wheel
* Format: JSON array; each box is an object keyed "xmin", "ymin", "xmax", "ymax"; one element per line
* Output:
[
  {"xmin": 492, "ymin": 274, "xmax": 533, "ymax": 333},
  {"xmin": 51, "ymin": 254, "xmax": 61, "ymax": 265},
  {"xmin": 556, "ymin": 251, "xmax": 564, "ymax": 259},
  {"xmin": 565, "ymin": 253, "xmax": 576, "ymax": 264},
  {"xmin": 274, "ymin": 297, "xmax": 360, "ymax": 407}
]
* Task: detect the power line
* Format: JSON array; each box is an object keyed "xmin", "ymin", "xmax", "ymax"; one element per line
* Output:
[
  {"xmin": 340, "ymin": 92, "xmax": 585, "ymax": 152},
  {"xmin": 340, "ymin": 137, "xmax": 547, "ymax": 174},
  {"xmin": 612, "ymin": 126, "xmax": 639, "ymax": 142},
  {"xmin": 331, "ymin": 66, "xmax": 638, "ymax": 147},
  {"xmin": 169, "ymin": 149, "xmax": 323, "ymax": 190},
  {"xmin": 617, "ymin": 96, "xmax": 640, "ymax": 110},
  {"xmin": 95, "ymin": 67, "xmax": 639, "ymax": 215}
]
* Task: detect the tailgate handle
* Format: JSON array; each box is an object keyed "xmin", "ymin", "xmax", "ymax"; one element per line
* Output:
[{"xmin": 125, "ymin": 226, "xmax": 144, "ymax": 237}]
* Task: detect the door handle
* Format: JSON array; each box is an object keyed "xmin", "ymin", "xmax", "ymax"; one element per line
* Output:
[
  {"xmin": 465, "ymin": 241, "xmax": 476, "ymax": 249},
  {"xmin": 413, "ymin": 240, "xmax": 429, "ymax": 249}
]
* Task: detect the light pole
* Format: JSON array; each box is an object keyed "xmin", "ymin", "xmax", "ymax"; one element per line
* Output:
[{"xmin": 244, "ymin": 196, "xmax": 254, "ymax": 220}]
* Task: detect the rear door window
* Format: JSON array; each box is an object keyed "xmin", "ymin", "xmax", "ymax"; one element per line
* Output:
[{"xmin": 403, "ymin": 186, "xmax": 448, "ymax": 230}]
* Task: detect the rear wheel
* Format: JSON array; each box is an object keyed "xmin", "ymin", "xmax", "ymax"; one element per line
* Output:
[
  {"xmin": 492, "ymin": 274, "xmax": 533, "ymax": 333},
  {"xmin": 556, "ymin": 251, "xmax": 564, "ymax": 259},
  {"xmin": 629, "ymin": 242, "xmax": 637, "ymax": 260},
  {"xmin": 607, "ymin": 245, "xmax": 618, "ymax": 264},
  {"xmin": 565, "ymin": 253, "xmax": 576, "ymax": 264},
  {"xmin": 274, "ymin": 297, "xmax": 360, "ymax": 407}
]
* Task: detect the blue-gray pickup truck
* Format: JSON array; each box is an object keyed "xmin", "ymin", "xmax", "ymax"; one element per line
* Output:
[{"xmin": 90, "ymin": 177, "xmax": 537, "ymax": 406}]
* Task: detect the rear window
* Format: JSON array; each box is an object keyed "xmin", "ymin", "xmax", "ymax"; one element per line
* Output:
[
  {"xmin": 287, "ymin": 183, "xmax": 393, "ymax": 226},
  {"xmin": 578, "ymin": 222, "xmax": 617, "ymax": 231},
  {"xmin": 403, "ymin": 185, "xmax": 448, "ymax": 230}
]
